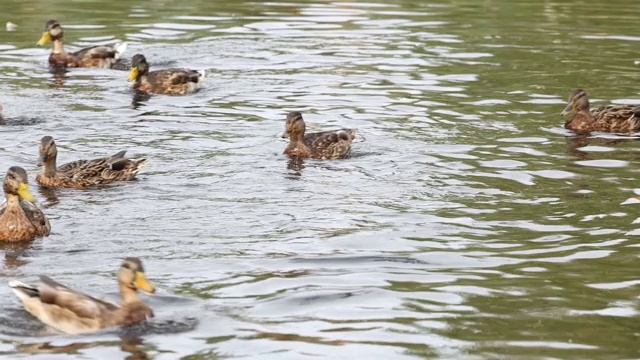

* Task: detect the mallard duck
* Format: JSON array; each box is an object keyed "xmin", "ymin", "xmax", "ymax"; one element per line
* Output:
[
  {"xmin": 562, "ymin": 89, "xmax": 640, "ymax": 133},
  {"xmin": 282, "ymin": 112, "xmax": 356, "ymax": 159},
  {"xmin": 9, "ymin": 257, "xmax": 155, "ymax": 334},
  {"xmin": 36, "ymin": 136, "xmax": 147, "ymax": 189},
  {"xmin": 0, "ymin": 166, "xmax": 50, "ymax": 242},
  {"xmin": 128, "ymin": 54, "xmax": 205, "ymax": 95},
  {"xmin": 36, "ymin": 19, "xmax": 127, "ymax": 69}
]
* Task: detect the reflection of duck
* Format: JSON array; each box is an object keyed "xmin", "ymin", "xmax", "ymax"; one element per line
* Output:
[
  {"xmin": 36, "ymin": 20, "xmax": 127, "ymax": 69},
  {"xmin": 9, "ymin": 258, "xmax": 155, "ymax": 334},
  {"xmin": 562, "ymin": 89, "xmax": 640, "ymax": 134},
  {"xmin": 0, "ymin": 167, "xmax": 50, "ymax": 242},
  {"xmin": 282, "ymin": 112, "xmax": 356, "ymax": 159},
  {"xmin": 36, "ymin": 136, "xmax": 147, "ymax": 188},
  {"xmin": 128, "ymin": 54, "xmax": 205, "ymax": 95}
]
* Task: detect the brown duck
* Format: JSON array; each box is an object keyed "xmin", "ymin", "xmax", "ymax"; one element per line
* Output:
[
  {"xmin": 0, "ymin": 166, "xmax": 50, "ymax": 242},
  {"xmin": 128, "ymin": 54, "xmax": 205, "ymax": 95},
  {"xmin": 36, "ymin": 136, "xmax": 147, "ymax": 188},
  {"xmin": 37, "ymin": 19, "xmax": 127, "ymax": 69},
  {"xmin": 282, "ymin": 112, "xmax": 356, "ymax": 159},
  {"xmin": 9, "ymin": 257, "xmax": 155, "ymax": 334},
  {"xmin": 562, "ymin": 89, "xmax": 640, "ymax": 134}
]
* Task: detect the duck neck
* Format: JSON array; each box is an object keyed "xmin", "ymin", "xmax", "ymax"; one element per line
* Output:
[
  {"xmin": 43, "ymin": 158, "xmax": 57, "ymax": 176},
  {"xmin": 289, "ymin": 131, "xmax": 305, "ymax": 144},
  {"xmin": 6, "ymin": 193, "xmax": 20, "ymax": 208},
  {"xmin": 52, "ymin": 39, "xmax": 65, "ymax": 54},
  {"xmin": 119, "ymin": 283, "xmax": 142, "ymax": 304}
]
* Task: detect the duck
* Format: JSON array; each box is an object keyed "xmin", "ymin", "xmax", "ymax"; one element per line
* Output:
[
  {"xmin": 128, "ymin": 54, "xmax": 205, "ymax": 95},
  {"xmin": 36, "ymin": 19, "xmax": 127, "ymax": 69},
  {"xmin": 282, "ymin": 111, "xmax": 356, "ymax": 159},
  {"xmin": 36, "ymin": 136, "xmax": 148, "ymax": 189},
  {"xmin": 9, "ymin": 257, "xmax": 155, "ymax": 334},
  {"xmin": 562, "ymin": 88, "xmax": 640, "ymax": 134},
  {"xmin": 0, "ymin": 166, "xmax": 50, "ymax": 242}
]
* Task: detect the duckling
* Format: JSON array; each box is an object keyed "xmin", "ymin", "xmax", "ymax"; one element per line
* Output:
[
  {"xmin": 282, "ymin": 112, "xmax": 356, "ymax": 159},
  {"xmin": 0, "ymin": 166, "xmax": 50, "ymax": 242},
  {"xmin": 37, "ymin": 19, "xmax": 127, "ymax": 69},
  {"xmin": 36, "ymin": 136, "xmax": 147, "ymax": 188},
  {"xmin": 562, "ymin": 89, "xmax": 640, "ymax": 134},
  {"xmin": 9, "ymin": 257, "xmax": 155, "ymax": 334},
  {"xmin": 128, "ymin": 54, "xmax": 205, "ymax": 95}
]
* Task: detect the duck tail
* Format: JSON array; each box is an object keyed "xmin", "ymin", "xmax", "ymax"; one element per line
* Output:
[
  {"xmin": 9, "ymin": 280, "xmax": 39, "ymax": 299},
  {"xmin": 113, "ymin": 42, "xmax": 127, "ymax": 60}
]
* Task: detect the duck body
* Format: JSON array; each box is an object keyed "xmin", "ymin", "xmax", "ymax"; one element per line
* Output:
[
  {"xmin": 10, "ymin": 258, "xmax": 155, "ymax": 334},
  {"xmin": 38, "ymin": 20, "xmax": 126, "ymax": 69},
  {"xmin": 562, "ymin": 89, "xmax": 640, "ymax": 134},
  {"xmin": 282, "ymin": 112, "xmax": 356, "ymax": 159},
  {"xmin": 36, "ymin": 136, "xmax": 147, "ymax": 189},
  {"xmin": 129, "ymin": 54, "xmax": 205, "ymax": 95},
  {"xmin": 0, "ymin": 167, "xmax": 50, "ymax": 242}
]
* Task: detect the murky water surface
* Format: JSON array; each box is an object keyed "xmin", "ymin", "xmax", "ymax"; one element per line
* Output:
[{"xmin": 1, "ymin": 0, "xmax": 640, "ymax": 358}]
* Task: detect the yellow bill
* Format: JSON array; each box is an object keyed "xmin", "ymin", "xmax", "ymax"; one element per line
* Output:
[
  {"xmin": 128, "ymin": 67, "xmax": 139, "ymax": 81},
  {"xmin": 37, "ymin": 32, "xmax": 51, "ymax": 46},
  {"xmin": 17, "ymin": 183, "xmax": 36, "ymax": 202},
  {"xmin": 134, "ymin": 271, "xmax": 155, "ymax": 295}
]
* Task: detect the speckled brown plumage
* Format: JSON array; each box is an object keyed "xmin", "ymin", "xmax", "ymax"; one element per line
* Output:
[
  {"xmin": 562, "ymin": 89, "xmax": 640, "ymax": 134},
  {"xmin": 282, "ymin": 112, "xmax": 356, "ymax": 159},
  {"xmin": 128, "ymin": 54, "xmax": 205, "ymax": 95},
  {"xmin": 9, "ymin": 258, "xmax": 155, "ymax": 334},
  {"xmin": 0, "ymin": 167, "xmax": 50, "ymax": 242},
  {"xmin": 37, "ymin": 20, "xmax": 126, "ymax": 69},
  {"xmin": 36, "ymin": 136, "xmax": 147, "ymax": 189}
]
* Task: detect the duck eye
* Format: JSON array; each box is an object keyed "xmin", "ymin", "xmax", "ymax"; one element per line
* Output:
[{"xmin": 121, "ymin": 263, "xmax": 131, "ymax": 270}]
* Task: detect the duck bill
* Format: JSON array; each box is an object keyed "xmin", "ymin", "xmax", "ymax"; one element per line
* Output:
[
  {"xmin": 281, "ymin": 129, "xmax": 290, "ymax": 138},
  {"xmin": 134, "ymin": 272, "xmax": 156, "ymax": 295},
  {"xmin": 17, "ymin": 183, "xmax": 36, "ymax": 202},
  {"xmin": 561, "ymin": 104, "xmax": 573, "ymax": 117},
  {"xmin": 37, "ymin": 32, "xmax": 51, "ymax": 46},
  {"xmin": 37, "ymin": 155, "xmax": 46, "ymax": 167},
  {"xmin": 128, "ymin": 67, "xmax": 139, "ymax": 82}
]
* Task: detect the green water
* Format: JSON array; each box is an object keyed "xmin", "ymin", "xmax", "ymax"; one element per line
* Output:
[{"xmin": 1, "ymin": 0, "xmax": 640, "ymax": 359}]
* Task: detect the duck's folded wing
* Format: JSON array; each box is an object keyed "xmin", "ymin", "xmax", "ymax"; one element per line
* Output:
[
  {"xmin": 38, "ymin": 275, "xmax": 119, "ymax": 319},
  {"xmin": 147, "ymin": 69, "xmax": 199, "ymax": 86},
  {"xmin": 305, "ymin": 129, "xmax": 355, "ymax": 149},
  {"xmin": 20, "ymin": 201, "xmax": 50, "ymax": 236},
  {"xmin": 71, "ymin": 45, "xmax": 118, "ymax": 59},
  {"xmin": 58, "ymin": 159, "xmax": 91, "ymax": 174}
]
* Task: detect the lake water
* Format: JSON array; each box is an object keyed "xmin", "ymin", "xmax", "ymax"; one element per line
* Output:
[{"xmin": 1, "ymin": 0, "xmax": 640, "ymax": 358}]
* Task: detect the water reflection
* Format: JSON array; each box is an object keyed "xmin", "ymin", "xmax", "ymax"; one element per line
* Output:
[
  {"xmin": 0, "ymin": 241, "xmax": 32, "ymax": 270},
  {"xmin": 131, "ymin": 91, "xmax": 151, "ymax": 109},
  {"xmin": 286, "ymin": 157, "xmax": 305, "ymax": 174},
  {"xmin": 11, "ymin": 336, "xmax": 151, "ymax": 359}
]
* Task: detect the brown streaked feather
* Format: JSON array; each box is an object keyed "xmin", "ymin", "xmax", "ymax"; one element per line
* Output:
[
  {"xmin": 40, "ymin": 20, "xmax": 126, "ymax": 69},
  {"xmin": 563, "ymin": 89, "xmax": 640, "ymax": 134},
  {"xmin": 36, "ymin": 137, "xmax": 147, "ymax": 189},
  {"xmin": 0, "ymin": 167, "xmax": 50, "ymax": 242},
  {"xmin": 19, "ymin": 201, "xmax": 51, "ymax": 237},
  {"xmin": 135, "ymin": 69, "xmax": 203, "ymax": 95},
  {"xmin": 50, "ymin": 48, "xmax": 120, "ymax": 69},
  {"xmin": 283, "ymin": 112, "xmax": 356, "ymax": 160}
]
